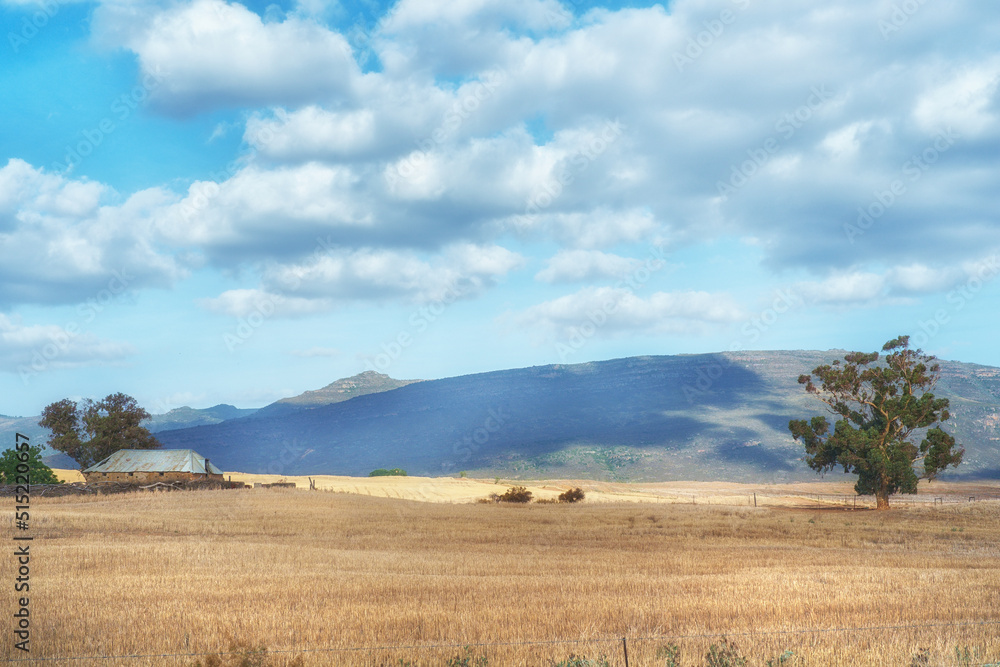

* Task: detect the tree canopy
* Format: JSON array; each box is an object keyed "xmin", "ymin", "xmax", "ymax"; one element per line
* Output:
[
  {"xmin": 39, "ymin": 393, "xmax": 161, "ymax": 469},
  {"xmin": 788, "ymin": 336, "xmax": 963, "ymax": 509},
  {"xmin": 0, "ymin": 443, "xmax": 61, "ymax": 485},
  {"xmin": 368, "ymin": 468, "xmax": 407, "ymax": 477}
]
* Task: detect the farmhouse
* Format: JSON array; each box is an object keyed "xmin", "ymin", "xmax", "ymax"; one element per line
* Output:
[{"xmin": 83, "ymin": 449, "xmax": 224, "ymax": 484}]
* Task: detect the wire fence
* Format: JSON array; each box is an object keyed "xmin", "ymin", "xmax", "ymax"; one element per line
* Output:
[
  {"xmin": 770, "ymin": 492, "xmax": 1000, "ymax": 506},
  {"xmin": 5, "ymin": 619, "xmax": 1000, "ymax": 665},
  {"xmin": 649, "ymin": 491, "xmax": 1000, "ymax": 509}
]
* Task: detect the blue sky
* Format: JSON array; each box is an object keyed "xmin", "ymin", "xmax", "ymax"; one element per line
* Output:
[{"xmin": 2, "ymin": 0, "xmax": 999, "ymax": 417}]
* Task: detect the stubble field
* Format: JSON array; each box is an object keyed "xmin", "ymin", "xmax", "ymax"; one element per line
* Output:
[{"xmin": 3, "ymin": 481, "xmax": 1000, "ymax": 666}]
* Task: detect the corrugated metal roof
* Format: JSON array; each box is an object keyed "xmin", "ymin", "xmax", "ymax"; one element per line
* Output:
[{"xmin": 83, "ymin": 449, "xmax": 224, "ymax": 475}]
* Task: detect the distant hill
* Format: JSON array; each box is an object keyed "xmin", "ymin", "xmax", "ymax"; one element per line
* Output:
[
  {"xmin": 0, "ymin": 414, "xmax": 67, "ymax": 464},
  {"xmin": 155, "ymin": 352, "xmax": 1000, "ymax": 482},
  {"xmin": 0, "ymin": 405, "xmax": 259, "ymax": 470},
  {"xmin": 252, "ymin": 371, "xmax": 422, "ymax": 419},
  {"xmin": 144, "ymin": 404, "xmax": 258, "ymax": 433},
  {"xmin": 2, "ymin": 372, "xmax": 417, "ymax": 469}
]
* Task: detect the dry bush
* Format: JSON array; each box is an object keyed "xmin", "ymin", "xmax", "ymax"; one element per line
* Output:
[
  {"xmin": 498, "ymin": 486, "xmax": 532, "ymax": 503},
  {"xmin": 189, "ymin": 640, "xmax": 305, "ymax": 667},
  {"xmin": 558, "ymin": 488, "xmax": 585, "ymax": 503}
]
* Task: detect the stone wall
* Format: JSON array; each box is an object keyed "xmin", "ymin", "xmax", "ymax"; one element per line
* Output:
[{"xmin": 84, "ymin": 471, "xmax": 224, "ymax": 484}]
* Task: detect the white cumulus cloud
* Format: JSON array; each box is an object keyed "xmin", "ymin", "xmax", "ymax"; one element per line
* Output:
[
  {"xmin": 515, "ymin": 286, "xmax": 745, "ymax": 339},
  {"xmin": 95, "ymin": 0, "xmax": 359, "ymax": 115},
  {"xmin": 535, "ymin": 249, "xmax": 643, "ymax": 283},
  {"xmin": 0, "ymin": 314, "xmax": 135, "ymax": 376}
]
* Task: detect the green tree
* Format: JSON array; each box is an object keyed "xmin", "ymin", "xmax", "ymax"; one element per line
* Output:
[
  {"xmin": 39, "ymin": 393, "xmax": 161, "ymax": 469},
  {"xmin": 368, "ymin": 468, "xmax": 407, "ymax": 477},
  {"xmin": 38, "ymin": 398, "xmax": 85, "ymax": 464},
  {"xmin": 0, "ymin": 444, "xmax": 62, "ymax": 485},
  {"xmin": 788, "ymin": 336, "xmax": 963, "ymax": 510}
]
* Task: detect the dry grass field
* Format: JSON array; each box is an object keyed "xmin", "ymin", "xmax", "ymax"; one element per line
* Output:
[{"xmin": 4, "ymin": 481, "xmax": 1000, "ymax": 666}]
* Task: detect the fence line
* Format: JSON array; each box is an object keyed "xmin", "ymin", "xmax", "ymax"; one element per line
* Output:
[
  {"xmin": 671, "ymin": 491, "xmax": 1000, "ymax": 508},
  {"xmin": 5, "ymin": 618, "xmax": 1000, "ymax": 664}
]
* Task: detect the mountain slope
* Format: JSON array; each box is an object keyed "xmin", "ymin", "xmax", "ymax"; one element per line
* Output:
[
  {"xmin": 155, "ymin": 352, "xmax": 1000, "ymax": 481},
  {"xmin": 3, "ymin": 373, "xmax": 412, "ymax": 470},
  {"xmin": 252, "ymin": 371, "xmax": 421, "ymax": 419},
  {"xmin": 144, "ymin": 404, "xmax": 258, "ymax": 433},
  {"xmin": 0, "ymin": 415, "xmax": 72, "ymax": 467}
]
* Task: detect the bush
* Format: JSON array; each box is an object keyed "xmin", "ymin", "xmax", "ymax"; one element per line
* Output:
[
  {"xmin": 909, "ymin": 648, "xmax": 930, "ymax": 667},
  {"xmin": 705, "ymin": 638, "xmax": 747, "ymax": 667},
  {"xmin": 766, "ymin": 649, "xmax": 802, "ymax": 667},
  {"xmin": 549, "ymin": 655, "xmax": 610, "ymax": 667},
  {"xmin": 446, "ymin": 647, "xmax": 488, "ymax": 666},
  {"xmin": 189, "ymin": 641, "xmax": 305, "ymax": 667},
  {"xmin": 656, "ymin": 644, "xmax": 681, "ymax": 667},
  {"xmin": 558, "ymin": 487, "xmax": 585, "ymax": 503},
  {"xmin": 368, "ymin": 468, "xmax": 407, "ymax": 477},
  {"xmin": 954, "ymin": 646, "xmax": 981, "ymax": 666},
  {"xmin": 0, "ymin": 444, "xmax": 62, "ymax": 485},
  {"xmin": 498, "ymin": 486, "xmax": 532, "ymax": 503}
]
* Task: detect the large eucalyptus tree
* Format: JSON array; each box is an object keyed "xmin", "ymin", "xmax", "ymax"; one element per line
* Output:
[{"xmin": 788, "ymin": 336, "xmax": 963, "ymax": 509}]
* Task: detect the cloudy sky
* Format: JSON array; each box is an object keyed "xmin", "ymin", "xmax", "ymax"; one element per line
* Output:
[{"xmin": 2, "ymin": 0, "xmax": 999, "ymax": 416}]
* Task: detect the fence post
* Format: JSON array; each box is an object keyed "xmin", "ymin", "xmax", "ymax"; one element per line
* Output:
[
  {"xmin": 622, "ymin": 637, "xmax": 629, "ymax": 667},
  {"xmin": 753, "ymin": 492, "xmax": 757, "ymax": 508}
]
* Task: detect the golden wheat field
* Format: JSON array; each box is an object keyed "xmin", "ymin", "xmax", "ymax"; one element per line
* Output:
[{"xmin": 3, "ymin": 481, "xmax": 1000, "ymax": 667}]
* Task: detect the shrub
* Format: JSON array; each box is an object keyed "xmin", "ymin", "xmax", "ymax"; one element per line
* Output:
[
  {"xmin": 954, "ymin": 646, "xmax": 978, "ymax": 666},
  {"xmin": 498, "ymin": 486, "xmax": 532, "ymax": 503},
  {"xmin": 549, "ymin": 655, "xmax": 610, "ymax": 667},
  {"xmin": 705, "ymin": 638, "xmax": 747, "ymax": 667},
  {"xmin": 189, "ymin": 641, "xmax": 306, "ymax": 667},
  {"xmin": 558, "ymin": 487, "xmax": 585, "ymax": 503},
  {"xmin": 446, "ymin": 647, "xmax": 488, "ymax": 666},
  {"xmin": 368, "ymin": 468, "xmax": 407, "ymax": 477},
  {"xmin": 766, "ymin": 649, "xmax": 802, "ymax": 666},
  {"xmin": 656, "ymin": 644, "xmax": 681, "ymax": 667},
  {"xmin": 909, "ymin": 648, "xmax": 930, "ymax": 667},
  {"xmin": 0, "ymin": 444, "xmax": 62, "ymax": 485}
]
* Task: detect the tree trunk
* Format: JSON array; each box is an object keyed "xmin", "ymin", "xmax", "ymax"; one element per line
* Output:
[{"xmin": 875, "ymin": 493, "xmax": 890, "ymax": 510}]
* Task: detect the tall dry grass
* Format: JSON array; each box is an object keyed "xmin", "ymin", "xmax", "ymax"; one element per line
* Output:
[{"xmin": 2, "ymin": 489, "xmax": 999, "ymax": 666}]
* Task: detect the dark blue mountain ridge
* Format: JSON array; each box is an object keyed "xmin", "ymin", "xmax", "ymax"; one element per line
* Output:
[{"xmin": 152, "ymin": 351, "xmax": 1000, "ymax": 482}]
